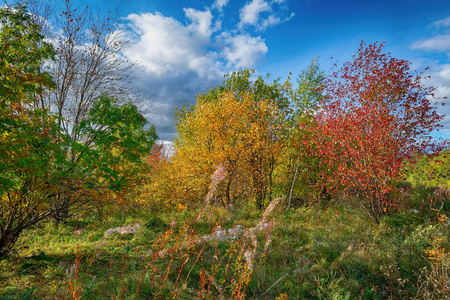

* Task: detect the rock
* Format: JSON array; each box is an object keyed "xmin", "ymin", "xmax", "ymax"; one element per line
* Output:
[{"xmin": 102, "ymin": 223, "xmax": 141, "ymax": 239}]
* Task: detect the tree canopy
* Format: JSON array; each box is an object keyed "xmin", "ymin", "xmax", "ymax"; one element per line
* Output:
[
  {"xmin": 0, "ymin": 4, "xmax": 157, "ymax": 257},
  {"xmin": 298, "ymin": 41, "xmax": 445, "ymax": 222}
]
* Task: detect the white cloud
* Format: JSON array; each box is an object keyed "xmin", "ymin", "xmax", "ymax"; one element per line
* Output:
[
  {"xmin": 122, "ymin": 1, "xmax": 293, "ymax": 140},
  {"xmin": 184, "ymin": 8, "xmax": 216, "ymax": 40},
  {"xmin": 124, "ymin": 10, "xmax": 227, "ymax": 140},
  {"xmin": 433, "ymin": 16, "xmax": 450, "ymax": 28},
  {"xmin": 239, "ymin": 0, "xmax": 295, "ymax": 30},
  {"xmin": 430, "ymin": 63, "xmax": 450, "ymax": 103},
  {"xmin": 412, "ymin": 17, "xmax": 450, "ymax": 137},
  {"xmin": 412, "ymin": 35, "xmax": 450, "ymax": 52},
  {"xmin": 219, "ymin": 33, "xmax": 268, "ymax": 68},
  {"xmin": 260, "ymin": 14, "xmax": 281, "ymax": 29},
  {"xmin": 124, "ymin": 7, "xmax": 270, "ymax": 80},
  {"xmin": 420, "ymin": 63, "xmax": 450, "ymax": 136},
  {"xmin": 212, "ymin": 0, "xmax": 229, "ymax": 11},
  {"xmin": 412, "ymin": 16, "xmax": 450, "ymax": 54},
  {"xmin": 240, "ymin": 0, "xmax": 271, "ymax": 26},
  {"xmin": 125, "ymin": 11, "xmax": 220, "ymax": 78}
]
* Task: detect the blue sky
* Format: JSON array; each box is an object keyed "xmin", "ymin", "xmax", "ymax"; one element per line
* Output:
[{"xmin": 69, "ymin": 0, "xmax": 450, "ymax": 140}]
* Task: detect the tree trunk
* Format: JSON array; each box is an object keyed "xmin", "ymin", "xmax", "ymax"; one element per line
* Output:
[
  {"xmin": 287, "ymin": 156, "xmax": 300, "ymax": 210},
  {"xmin": 52, "ymin": 188, "xmax": 71, "ymax": 223}
]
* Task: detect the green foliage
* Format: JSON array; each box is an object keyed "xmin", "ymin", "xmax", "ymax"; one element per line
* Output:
[
  {"xmin": 0, "ymin": 3, "xmax": 55, "ymax": 102},
  {"xmin": 0, "ymin": 188, "xmax": 449, "ymax": 299},
  {"xmin": 407, "ymin": 149, "xmax": 450, "ymax": 188},
  {"xmin": 279, "ymin": 58, "xmax": 327, "ymax": 208},
  {"xmin": 0, "ymin": 2, "xmax": 59, "ymax": 189},
  {"xmin": 74, "ymin": 95, "xmax": 157, "ymax": 190},
  {"xmin": 0, "ymin": 3, "xmax": 63, "ymax": 257},
  {"xmin": 0, "ymin": 286, "xmax": 35, "ymax": 300},
  {"xmin": 0, "ymin": 4, "xmax": 158, "ymax": 257},
  {"xmin": 195, "ymin": 69, "xmax": 290, "ymax": 111},
  {"xmin": 291, "ymin": 56, "xmax": 325, "ymax": 119},
  {"xmin": 314, "ymin": 272, "xmax": 351, "ymax": 300}
]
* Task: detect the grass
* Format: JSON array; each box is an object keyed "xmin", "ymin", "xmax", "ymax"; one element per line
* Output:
[{"xmin": 0, "ymin": 191, "xmax": 449, "ymax": 299}]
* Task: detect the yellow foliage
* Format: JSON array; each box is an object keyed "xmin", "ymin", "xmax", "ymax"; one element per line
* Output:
[
  {"xmin": 175, "ymin": 203, "xmax": 188, "ymax": 212},
  {"xmin": 164, "ymin": 91, "xmax": 286, "ymax": 208},
  {"xmin": 276, "ymin": 294, "xmax": 289, "ymax": 300},
  {"xmin": 425, "ymin": 238, "xmax": 447, "ymax": 266}
]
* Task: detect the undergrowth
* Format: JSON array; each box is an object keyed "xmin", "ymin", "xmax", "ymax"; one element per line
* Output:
[{"xmin": 0, "ymin": 190, "xmax": 449, "ymax": 299}]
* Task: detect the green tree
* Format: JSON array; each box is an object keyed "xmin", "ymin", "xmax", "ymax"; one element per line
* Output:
[
  {"xmin": 0, "ymin": 4, "xmax": 157, "ymax": 256},
  {"xmin": 27, "ymin": 0, "xmax": 152, "ymax": 221},
  {"xmin": 279, "ymin": 58, "xmax": 326, "ymax": 209},
  {"xmin": 50, "ymin": 96, "xmax": 158, "ymax": 221},
  {"xmin": 407, "ymin": 150, "xmax": 450, "ymax": 188},
  {"xmin": 0, "ymin": 2, "xmax": 55, "ymax": 102},
  {"xmin": 0, "ymin": 3, "xmax": 59, "ymax": 256}
]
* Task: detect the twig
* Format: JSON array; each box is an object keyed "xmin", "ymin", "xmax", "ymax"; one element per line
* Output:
[
  {"xmin": 255, "ymin": 273, "xmax": 289, "ymax": 300},
  {"xmin": 203, "ymin": 269, "xmax": 224, "ymax": 300},
  {"xmin": 287, "ymin": 156, "xmax": 300, "ymax": 210}
]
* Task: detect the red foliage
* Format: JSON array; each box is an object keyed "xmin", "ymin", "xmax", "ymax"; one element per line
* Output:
[
  {"xmin": 299, "ymin": 41, "xmax": 445, "ymax": 221},
  {"xmin": 145, "ymin": 143, "xmax": 167, "ymax": 170}
]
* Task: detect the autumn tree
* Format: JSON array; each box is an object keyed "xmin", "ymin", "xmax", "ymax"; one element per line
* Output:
[
  {"xmin": 0, "ymin": 4, "xmax": 157, "ymax": 256},
  {"xmin": 29, "ymin": 0, "xmax": 140, "ymax": 126},
  {"xmin": 25, "ymin": 0, "xmax": 154, "ymax": 220},
  {"xmin": 172, "ymin": 70, "xmax": 289, "ymax": 209},
  {"xmin": 281, "ymin": 58, "xmax": 326, "ymax": 209},
  {"xmin": 135, "ymin": 143, "xmax": 171, "ymax": 208},
  {"xmin": 0, "ymin": 3, "xmax": 59, "ymax": 256},
  {"xmin": 64, "ymin": 96, "xmax": 157, "ymax": 215},
  {"xmin": 407, "ymin": 150, "xmax": 450, "ymax": 188},
  {"xmin": 299, "ymin": 41, "xmax": 445, "ymax": 222}
]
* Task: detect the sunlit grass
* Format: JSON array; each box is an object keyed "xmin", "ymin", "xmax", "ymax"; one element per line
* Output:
[{"xmin": 1, "ymin": 190, "xmax": 449, "ymax": 299}]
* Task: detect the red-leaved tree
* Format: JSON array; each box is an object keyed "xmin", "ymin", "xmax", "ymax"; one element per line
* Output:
[{"xmin": 299, "ymin": 41, "xmax": 446, "ymax": 222}]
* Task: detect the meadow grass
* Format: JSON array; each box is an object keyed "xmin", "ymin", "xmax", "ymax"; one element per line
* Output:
[{"xmin": 0, "ymin": 191, "xmax": 449, "ymax": 299}]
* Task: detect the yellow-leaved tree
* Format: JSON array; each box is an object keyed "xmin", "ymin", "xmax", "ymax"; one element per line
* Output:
[{"xmin": 165, "ymin": 70, "xmax": 289, "ymax": 209}]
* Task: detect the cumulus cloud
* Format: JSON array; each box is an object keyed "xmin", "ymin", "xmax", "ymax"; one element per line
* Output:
[
  {"xmin": 239, "ymin": 0, "xmax": 294, "ymax": 30},
  {"xmin": 219, "ymin": 33, "xmax": 268, "ymax": 68},
  {"xmin": 261, "ymin": 15, "xmax": 280, "ymax": 29},
  {"xmin": 426, "ymin": 64, "xmax": 450, "ymax": 131},
  {"xmin": 122, "ymin": 0, "xmax": 293, "ymax": 140},
  {"xmin": 411, "ymin": 17, "xmax": 450, "ymax": 137},
  {"xmin": 240, "ymin": 0, "xmax": 271, "ymax": 26},
  {"xmin": 125, "ymin": 11, "xmax": 218, "ymax": 78},
  {"xmin": 184, "ymin": 8, "xmax": 216, "ymax": 40},
  {"xmin": 412, "ymin": 15, "xmax": 450, "ymax": 137},
  {"xmin": 212, "ymin": 0, "xmax": 230, "ymax": 11}
]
